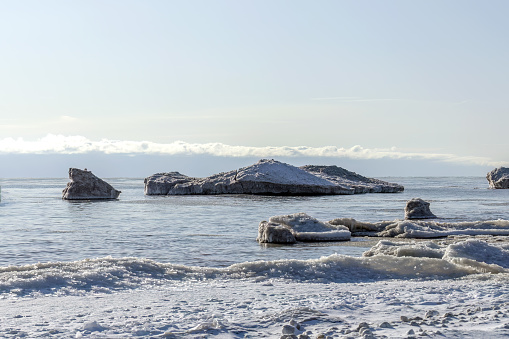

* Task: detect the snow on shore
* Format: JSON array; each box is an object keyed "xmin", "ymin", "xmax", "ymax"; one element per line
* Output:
[
  {"xmin": 2, "ymin": 275, "xmax": 509, "ymax": 338},
  {"xmin": 1, "ymin": 239, "xmax": 509, "ymax": 337}
]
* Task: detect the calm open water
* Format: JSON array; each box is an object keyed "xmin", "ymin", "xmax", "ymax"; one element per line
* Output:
[{"xmin": 0, "ymin": 177, "xmax": 508, "ymax": 267}]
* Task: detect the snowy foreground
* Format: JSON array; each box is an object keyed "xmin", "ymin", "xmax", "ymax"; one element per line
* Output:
[{"xmin": 1, "ymin": 239, "xmax": 509, "ymax": 338}]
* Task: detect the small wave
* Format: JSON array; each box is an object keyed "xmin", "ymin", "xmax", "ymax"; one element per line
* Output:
[{"xmin": 2, "ymin": 239, "xmax": 508, "ymax": 296}]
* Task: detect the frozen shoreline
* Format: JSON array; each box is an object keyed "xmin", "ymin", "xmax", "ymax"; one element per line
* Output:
[
  {"xmin": 1, "ymin": 275, "xmax": 509, "ymax": 338},
  {"xmin": 1, "ymin": 237, "xmax": 509, "ymax": 337}
]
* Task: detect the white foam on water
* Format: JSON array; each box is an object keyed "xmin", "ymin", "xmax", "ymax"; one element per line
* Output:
[{"xmin": 1, "ymin": 241, "xmax": 504, "ymax": 297}]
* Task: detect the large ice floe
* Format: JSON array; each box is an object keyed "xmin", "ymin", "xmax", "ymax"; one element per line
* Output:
[{"xmin": 144, "ymin": 159, "xmax": 404, "ymax": 195}]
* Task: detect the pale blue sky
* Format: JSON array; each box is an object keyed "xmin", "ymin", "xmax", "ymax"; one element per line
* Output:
[{"xmin": 0, "ymin": 1, "xmax": 508, "ymax": 177}]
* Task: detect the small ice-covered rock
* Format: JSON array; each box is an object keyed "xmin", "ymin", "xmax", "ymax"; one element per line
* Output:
[
  {"xmin": 379, "ymin": 321, "xmax": 393, "ymax": 328},
  {"xmin": 425, "ymin": 310, "xmax": 440, "ymax": 318},
  {"xmin": 356, "ymin": 322, "xmax": 370, "ymax": 330},
  {"xmin": 289, "ymin": 319, "xmax": 301, "ymax": 330},
  {"xmin": 188, "ymin": 318, "xmax": 223, "ymax": 332},
  {"xmin": 256, "ymin": 221, "xmax": 296, "ymax": 244},
  {"xmin": 62, "ymin": 168, "xmax": 120, "ymax": 200},
  {"xmin": 257, "ymin": 213, "xmax": 351, "ymax": 243},
  {"xmin": 82, "ymin": 321, "xmax": 107, "ymax": 332},
  {"xmin": 281, "ymin": 324, "xmax": 295, "ymax": 335},
  {"xmin": 404, "ymin": 198, "xmax": 436, "ymax": 219},
  {"xmin": 487, "ymin": 167, "xmax": 509, "ymax": 189}
]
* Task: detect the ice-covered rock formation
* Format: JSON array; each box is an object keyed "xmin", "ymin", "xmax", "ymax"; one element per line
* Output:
[
  {"xmin": 377, "ymin": 219, "xmax": 509, "ymax": 238},
  {"xmin": 144, "ymin": 159, "xmax": 403, "ymax": 196},
  {"xmin": 301, "ymin": 165, "xmax": 404, "ymax": 193},
  {"xmin": 486, "ymin": 167, "xmax": 509, "ymax": 189},
  {"xmin": 404, "ymin": 198, "xmax": 437, "ymax": 219},
  {"xmin": 257, "ymin": 213, "xmax": 351, "ymax": 243},
  {"xmin": 256, "ymin": 222, "xmax": 297, "ymax": 244},
  {"xmin": 328, "ymin": 216, "xmax": 509, "ymax": 238},
  {"xmin": 329, "ymin": 218, "xmax": 391, "ymax": 235},
  {"xmin": 62, "ymin": 168, "xmax": 121, "ymax": 200}
]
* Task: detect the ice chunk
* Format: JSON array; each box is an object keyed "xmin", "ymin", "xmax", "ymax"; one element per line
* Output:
[
  {"xmin": 257, "ymin": 221, "xmax": 296, "ymax": 244},
  {"xmin": 269, "ymin": 213, "xmax": 348, "ymax": 233},
  {"xmin": 259, "ymin": 213, "xmax": 351, "ymax": 243},
  {"xmin": 378, "ymin": 219, "xmax": 509, "ymax": 238},
  {"xmin": 363, "ymin": 238, "xmax": 509, "ymax": 275},
  {"xmin": 82, "ymin": 321, "xmax": 108, "ymax": 332},
  {"xmin": 329, "ymin": 218, "xmax": 388, "ymax": 234},
  {"xmin": 443, "ymin": 239, "xmax": 509, "ymax": 273},
  {"xmin": 363, "ymin": 240, "xmax": 444, "ymax": 258},
  {"xmin": 487, "ymin": 167, "xmax": 509, "ymax": 189},
  {"xmin": 405, "ymin": 198, "xmax": 436, "ymax": 219}
]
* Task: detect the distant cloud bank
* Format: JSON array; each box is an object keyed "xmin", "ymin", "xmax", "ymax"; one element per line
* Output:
[{"xmin": 0, "ymin": 134, "xmax": 504, "ymax": 167}]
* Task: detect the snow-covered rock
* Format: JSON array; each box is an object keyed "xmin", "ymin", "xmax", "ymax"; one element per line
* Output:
[
  {"xmin": 487, "ymin": 167, "xmax": 509, "ymax": 189},
  {"xmin": 301, "ymin": 165, "xmax": 404, "ymax": 193},
  {"xmin": 405, "ymin": 198, "xmax": 436, "ymax": 219},
  {"xmin": 62, "ymin": 168, "xmax": 121, "ymax": 200},
  {"xmin": 257, "ymin": 213, "xmax": 351, "ymax": 243},
  {"xmin": 144, "ymin": 159, "xmax": 403, "ymax": 196},
  {"xmin": 256, "ymin": 221, "xmax": 296, "ymax": 244}
]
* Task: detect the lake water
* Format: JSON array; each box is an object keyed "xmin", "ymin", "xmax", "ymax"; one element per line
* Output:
[{"xmin": 1, "ymin": 176, "xmax": 508, "ymax": 268}]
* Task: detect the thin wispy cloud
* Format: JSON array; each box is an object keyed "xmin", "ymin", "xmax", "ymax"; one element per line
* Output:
[
  {"xmin": 310, "ymin": 97, "xmax": 402, "ymax": 102},
  {"xmin": 0, "ymin": 134, "xmax": 505, "ymax": 167}
]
